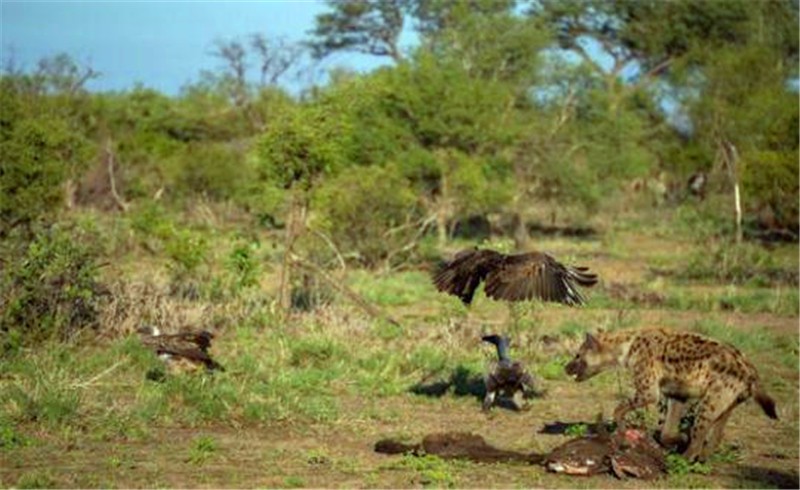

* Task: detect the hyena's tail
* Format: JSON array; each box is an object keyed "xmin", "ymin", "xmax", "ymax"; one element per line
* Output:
[{"xmin": 752, "ymin": 382, "xmax": 778, "ymax": 420}]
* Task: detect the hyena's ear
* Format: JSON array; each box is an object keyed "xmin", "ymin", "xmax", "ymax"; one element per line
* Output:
[{"xmin": 585, "ymin": 332, "xmax": 601, "ymax": 350}]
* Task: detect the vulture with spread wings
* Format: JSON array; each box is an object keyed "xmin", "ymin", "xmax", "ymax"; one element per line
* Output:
[
  {"xmin": 137, "ymin": 326, "xmax": 224, "ymax": 372},
  {"xmin": 433, "ymin": 248, "xmax": 598, "ymax": 306}
]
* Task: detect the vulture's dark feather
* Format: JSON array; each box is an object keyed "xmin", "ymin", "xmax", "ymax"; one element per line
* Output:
[
  {"xmin": 137, "ymin": 326, "xmax": 224, "ymax": 372},
  {"xmin": 434, "ymin": 248, "xmax": 597, "ymax": 306},
  {"xmin": 481, "ymin": 334, "xmax": 539, "ymax": 411}
]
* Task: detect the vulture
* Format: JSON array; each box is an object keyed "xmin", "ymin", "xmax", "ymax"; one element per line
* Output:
[
  {"xmin": 482, "ymin": 334, "xmax": 538, "ymax": 411},
  {"xmin": 137, "ymin": 326, "xmax": 224, "ymax": 373},
  {"xmin": 433, "ymin": 248, "xmax": 598, "ymax": 306}
]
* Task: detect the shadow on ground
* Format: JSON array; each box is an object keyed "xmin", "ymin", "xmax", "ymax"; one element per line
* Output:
[
  {"xmin": 409, "ymin": 365, "xmax": 486, "ymax": 400},
  {"xmin": 734, "ymin": 465, "xmax": 800, "ymax": 489},
  {"xmin": 539, "ymin": 420, "xmax": 617, "ymax": 436},
  {"xmin": 409, "ymin": 365, "xmax": 545, "ymax": 412}
]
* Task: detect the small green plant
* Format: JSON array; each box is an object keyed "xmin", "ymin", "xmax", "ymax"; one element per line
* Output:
[
  {"xmin": 129, "ymin": 202, "xmax": 173, "ymax": 241},
  {"xmin": 389, "ymin": 454, "xmax": 457, "ymax": 488},
  {"xmin": 537, "ymin": 356, "xmax": 570, "ymax": 380},
  {"xmin": 227, "ymin": 240, "xmax": 261, "ymax": 291},
  {"xmin": 0, "ymin": 419, "xmax": 31, "ymax": 449},
  {"xmin": 564, "ymin": 423, "xmax": 588, "ymax": 437},
  {"xmin": 165, "ymin": 228, "xmax": 208, "ymax": 298},
  {"xmin": 16, "ymin": 470, "xmax": 57, "ymax": 489},
  {"xmin": 283, "ymin": 476, "xmax": 306, "ymax": 488},
  {"xmin": 187, "ymin": 435, "xmax": 218, "ymax": 465},
  {"xmin": 708, "ymin": 443, "xmax": 741, "ymax": 464},
  {"xmin": 666, "ymin": 453, "xmax": 712, "ymax": 476},
  {"xmin": 306, "ymin": 448, "xmax": 331, "ymax": 466}
]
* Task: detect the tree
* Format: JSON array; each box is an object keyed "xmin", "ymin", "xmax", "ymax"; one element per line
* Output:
[
  {"xmin": 531, "ymin": 0, "xmax": 755, "ymax": 113},
  {"xmin": 256, "ymin": 98, "xmax": 355, "ymax": 311},
  {"xmin": 649, "ymin": 1, "xmax": 799, "ymax": 238},
  {"xmin": 209, "ymin": 38, "xmax": 251, "ymax": 110},
  {"xmin": 308, "ymin": 0, "xmax": 407, "ymax": 62},
  {"xmin": 249, "ymin": 34, "xmax": 305, "ymax": 87}
]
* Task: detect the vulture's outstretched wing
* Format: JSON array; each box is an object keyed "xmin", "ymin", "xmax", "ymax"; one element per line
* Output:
[
  {"xmin": 484, "ymin": 252, "xmax": 597, "ymax": 306},
  {"xmin": 432, "ymin": 248, "xmax": 504, "ymax": 305},
  {"xmin": 434, "ymin": 248, "xmax": 597, "ymax": 306}
]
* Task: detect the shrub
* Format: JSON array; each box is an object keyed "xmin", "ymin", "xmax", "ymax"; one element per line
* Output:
[
  {"xmin": 312, "ymin": 165, "xmax": 420, "ymax": 268},
  {"xmin": 165, "ymin": 228, "xmax": 208, "ymax": 299},
  {"xmin": 0, "ymin": 225, "xmax": 105, "ymax": 349},
  {"xmin": 226, "ymin": 239, "xmax": 261, "ymax": 291},
  {"xmin": 0, "ymin": 117, "xmax": 92, "ymax": 234},
  {"xmin": 173, "ymin": 142, "xmax": 250, "ymax": 201}
]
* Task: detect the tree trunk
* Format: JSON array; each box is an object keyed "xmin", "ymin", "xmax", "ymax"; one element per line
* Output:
[
  {"xmin": 64, "ymin": 178, "xmax": 76, "ymax": 210},
  {"xmin": 720, "ymin": 139, "xmax": 743, "ymax": 244},
  {"xmin": 436, "ymin": 160, "xmax": 451, "ymax": 249},
  {"xmin": 278, "ymin": 190, "xmax": 306, "ymax": 315},
  {"xmin": 512, "ymin": 212, "xmax": 529, "ymax": 250}
]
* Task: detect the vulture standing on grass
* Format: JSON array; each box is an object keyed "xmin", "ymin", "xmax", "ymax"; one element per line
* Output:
[
  {"xmin": 137, "ymin": 326, "xmax": 224, "ymax": 373},
  {"xmin": 482, "ymin": 334, "xmax": 538, "ymax": 411},
  {"xmin": 433, "ymin": 248, "xmax": 598, "ymax": 306}
]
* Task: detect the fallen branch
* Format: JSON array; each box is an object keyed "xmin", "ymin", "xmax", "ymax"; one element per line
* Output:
[{"xmin": 71, "ymin": 360, "xmax": 127, "ymax": 389}]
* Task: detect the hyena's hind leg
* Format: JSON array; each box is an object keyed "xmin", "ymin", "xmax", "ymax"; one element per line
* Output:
[
  {"xmin": 699, "ymin": 401, "xmax": 739, "ymax": 461},
  {"xmin": 683, "ymin": 384, "xmax": 739, "ymax": 462}
]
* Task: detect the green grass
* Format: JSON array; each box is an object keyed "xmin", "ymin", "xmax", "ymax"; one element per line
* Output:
[
  {"xmin": 664, "ymin": 286, "xmax": 799, "ymax": 316},
  {"xmin": 348, "ymin": 270, "xmax": 436, "ymax": 307},
  {"xmin": 536, "ymin": 355, "xmax": 571, "ymax": 381},
  {"xmin": 382, "ymin": 454, "xmax": 458, "ymax": 488},
  {"xmin": 689, "ymin": 318, "xmax": 798, "ymax": 369},
  {"xmin": 187, "ymin": 435, "xmax": 218, "ymax": 465},
  {"xmin": 665, "ymin": 453, "xmax": 712, "ymax": 476},
  {"xmin": 15, "ymin": 470, "xmax": 57, "ymax": 489}
]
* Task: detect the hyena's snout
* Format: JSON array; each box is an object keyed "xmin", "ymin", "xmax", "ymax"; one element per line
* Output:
[{"xmin": 564, "ymin": 357, "xmax": 587, "ymax": 380}]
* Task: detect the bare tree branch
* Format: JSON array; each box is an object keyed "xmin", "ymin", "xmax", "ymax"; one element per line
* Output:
[{"xmin": 105, "ymin": 139, "xmax": 129, "ymax": 213}]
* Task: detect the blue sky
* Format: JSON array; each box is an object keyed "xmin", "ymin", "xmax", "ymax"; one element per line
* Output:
[{"xmin": 0, "ymin": 1, "xmax": 390, "ymax": 94}]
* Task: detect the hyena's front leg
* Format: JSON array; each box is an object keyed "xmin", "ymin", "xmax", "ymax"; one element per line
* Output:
[
  {"xmin": 659, "ymin": 398, "xmax": 688, "ymax": 448},
  {"xmin": 614, "ymin": 368, "xmax": 659, "ymax": 428}
]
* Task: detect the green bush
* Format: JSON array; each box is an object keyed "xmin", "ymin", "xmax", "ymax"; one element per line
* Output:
[
  {"xmin": 0, "ymin": 225, "xmax": 105, "ymax": 349},
  {"xmin": 0, "ymin": 117, "xmax": 92, "ymax": 234},
  {"xmin": 173, "ymin": 142, "xmax": 250, "ymax": 201},
  {"xmin": 165, "ymin": 228, "xmax": 209, "ymax": 298},
  {"xmin": 226, "ymin": 240, "xmax": 261, "ymax": 291},
  {"xmin": 312, "ymin": 165, "xmax": 420, "ymax": 267}
]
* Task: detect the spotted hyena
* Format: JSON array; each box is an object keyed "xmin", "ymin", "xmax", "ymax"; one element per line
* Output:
[{"xmin": 565, "ymin": 327, "xmax": 778, "ymax": 461}]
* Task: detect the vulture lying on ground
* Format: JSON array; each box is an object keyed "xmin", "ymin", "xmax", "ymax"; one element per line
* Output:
[
  {"xmin": 433, "ymin": 248, "xmax": 598, "ymax": 306},
  {"xmin": 137, "ymin": 326, "xmax": 224, "ymax": 373},
  {"xmin": 482, "ymin": 334, "xmax": 539, "ymax": 411}
]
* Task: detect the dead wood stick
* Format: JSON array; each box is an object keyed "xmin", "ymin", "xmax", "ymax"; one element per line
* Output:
[
  {"xmin": 289, "ymin": 253, "xmax": 401, "ymax": 328},
  {"xmin": 105, "ymin": 139, "xmax": 129, "ymax": 212}
]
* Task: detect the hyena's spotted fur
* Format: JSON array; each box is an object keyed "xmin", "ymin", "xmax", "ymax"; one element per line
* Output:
[{"xmin": 565, "ymin": 327, "xmax": 778, "ymax": 461}]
